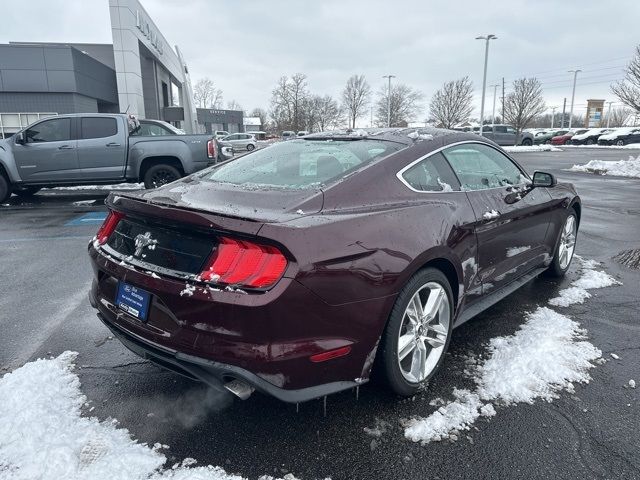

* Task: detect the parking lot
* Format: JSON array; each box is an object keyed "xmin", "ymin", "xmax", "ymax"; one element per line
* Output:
[{"xmin": 1, "ymin": 147, "xmax": 639, "ymax": 480}]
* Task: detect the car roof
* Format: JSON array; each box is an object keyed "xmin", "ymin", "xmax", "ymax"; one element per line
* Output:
[{"xmin": 304, "ymin": 127, "xmax": 469, "ymax": 147}]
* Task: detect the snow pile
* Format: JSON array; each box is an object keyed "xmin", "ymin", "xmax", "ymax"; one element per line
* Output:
[
  {"xmin": 549, "ymin": 257, "xmax": 621, "ymax": 307},
  {"xmin": 0, "ymin": 352, "xmax": 299, "ymax": 480},
  {"xmin": 482, "ymin": 210, "xmax": 499, "ymax": 220},
  {"xmin": 404, "ymin": 258, "xmax": 620, "ymax": 445},
  {"xmin": 503, "ymin": 145, "xmax": 562, "ymax": 153},
  {"xmin": 568, "ymin": 154, "xmax": 640, "ymax": 178},
  {"xmin": 506, "ymin": 246, "xmax": 530, "ymax": 258}
]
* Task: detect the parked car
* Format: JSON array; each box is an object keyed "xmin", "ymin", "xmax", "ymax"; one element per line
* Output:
[
  {"xmin": 88, "ymin": 128, "xmax": 581, "ymax": 403},
  {"xmin": 569, "ymin": 128, "xmax": 615, "ymax": 145},
  {"xmin": 534, "ymin": 129, "xmax": 568, "ymax": 145},
  {"xmin": 478, "ymin": 124, "xmax": 534, "ymax": 146},
  {"xmin": 281, "ymin": 131, "xmax": 297, "ymax": 140},
  {"xmin": 0, "ymin": 113, "xmax": 225, "ymax": 202},
  {"xmin": 597, "ymin": 127, "xmax": 640, "ymax": 146},
  {"xmin": 220, "ymin": 133, "xmax": 257, "ymax": 152},
  {"xmin": 215, "ymin": 131, "xmax": 230, "ymax": 140},
  {"xmin": 550, "ymin": 129, "xmax": 588, "ymax": 145},
  {"xmin": 297, "ymin": 131, "xmax": 309, "ymax": 136},
  {"xmin": 250, "ymin": 131, "xmax": 267, "ymax": 141}
]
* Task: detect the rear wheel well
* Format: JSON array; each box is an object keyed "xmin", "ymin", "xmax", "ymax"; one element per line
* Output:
[
  {"xmin": 571, "ymin": 202, "xmax": 581, "ymax": 225},
  {"xmin": 139, "ymin": 156, "xmax": 184, "ymax": 181},
  {"xmin": 420, "ymin": 258, "xmax": 459, "ymax": 307},
  {"xmin": 0, "ymin": 163, "xmax": 9, "ymax": 181}
]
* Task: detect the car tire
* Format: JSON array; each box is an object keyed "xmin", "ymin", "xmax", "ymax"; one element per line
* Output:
[
  {"xmin": 378, "ymin": 267, "xmax": 454, "ymax": 396},
  {"xmin": 545, "ymin": 140, "xmax": 551, "ymax": 145},
  {"xmin": 521, "ymin": 138, "xmax": 533, "ymax": 146},
  {"xmin": 0, "ymin": 173, "xmax": 11, "ymax": 203},
  {"xmin": 616, "ymin": 139, "xmax": 625, "ymax": 146},
  {"xmin": 143, "ymin": 164, "xmax": 182, "ymax": 189},
  {"xmin": 12, "ymin": 186, "xmax": 41, "ymax": 197},
  {"xmin": 547, "ymin": 209, "xmax": 578, "ymax": 277},
  {"xmin": 247, "ymin": 144, "xmax": 255, "ymax": 151},
  {"xmin": 586, "ymin": 139, "xmax": 594, "ymax": 145}
]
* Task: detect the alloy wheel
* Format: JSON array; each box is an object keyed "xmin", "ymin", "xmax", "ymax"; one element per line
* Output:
[
  {"xmin": 558, "ymin": 215, "xmax": 577, "ymax": 269},
  {"xmin": 397, "ymin": 282, "xmax": 450, "ymax": 383},
  {"xmin": 150, "ymin": 169, "xmax": 179, "ymax": 188}
]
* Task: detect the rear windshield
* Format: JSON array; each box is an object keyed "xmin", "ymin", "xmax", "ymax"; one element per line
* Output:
[{"xmin": 200, "ymin": 139, "xmax": 404, "ymax": 189}]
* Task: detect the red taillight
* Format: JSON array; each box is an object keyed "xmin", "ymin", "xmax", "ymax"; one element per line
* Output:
[
  {"xmin": 200, "ymin": 237, "xmax": 287, "ymax": 288},
  {"xmin": 207, "ymin": 139, "xmax": 216, "ymax": 159},
  {"xmin": 96, "ymin": 211, "xmax": 125, "ymax": 245},
  {"xmin": 309, "ymin": 346, "xmax": 352, "ymax": 363}
]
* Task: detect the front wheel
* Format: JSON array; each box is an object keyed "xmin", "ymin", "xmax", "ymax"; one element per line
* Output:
[
  {"xmin": 521, "ymin": 138, "xmax": 533, "ymax": 146},
  {"xmin": 246, "ymin": 143, "xmax": 255, "ymax": 151},
  {"xmin": 143, "ymin": 164, "xmax": 181, "ymax": 189},
  {"xmin": 0, "ymin": 174, "xmax": 11, "ymax": 203},
  {"xmin": 378, "ymin": 268, "xmax": 453, "ymax": 396},
  {"xmin": 547, "ymin": 211, "xmax": 578, "ymax": 277},
  {"xmin": 616, "ymin": 139, "xmax": 625, "ymax": 146}
]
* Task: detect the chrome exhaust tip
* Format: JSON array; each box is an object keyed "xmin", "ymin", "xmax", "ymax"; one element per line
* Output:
[{"xmin": 223, "ymin": 379, "xmax": 254, "ymax": 400}]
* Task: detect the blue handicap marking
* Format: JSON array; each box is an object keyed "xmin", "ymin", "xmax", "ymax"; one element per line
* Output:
[{"xmin": 65, "ymin": 212, "xmax": 108, "ymax": 226}]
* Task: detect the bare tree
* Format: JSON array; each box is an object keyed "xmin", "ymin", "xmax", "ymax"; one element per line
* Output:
[
  {"xmin": 606, "ymin": 106, "xmax": 633, "ymax": 127},
  {"xmin": 342, "ymin": 75, "xmax": 371, "ymax": 128},
  {"xmin": 612, "ymin": 46, "xmax": 640, "ymax": 112},
  {"xmin": 374, "ymin": 84, "xmax": 423, "ymax": 127},
  {"xmin": 502, "ymin": 78, "xmax": 546, "ymax": 142},
  {"xmin": 269, "ymin": 73, "xmax": 310, "ymax": 132},
  {"xmin": 226, "ymin": 100, "xmax": 243, "ymax": 112},
  {"xmin": 311, "ymin": 95, "xmax": 343, "ymax": 131},
  {"xmin": 193, "ymin": 77, "xmax": 223, "ymax": 108},
  {"xmin": 249, "ymin": 108, "xmax": 268, "ymax": 129},
  {"xmin": 429, "ymin": 77, "xmax": 474, "ymax": 129}
]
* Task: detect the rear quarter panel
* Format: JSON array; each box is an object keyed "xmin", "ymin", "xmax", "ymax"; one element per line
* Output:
[{"xmin": 127, "ymin": 135, "xmax": 211, "ymax": 177}]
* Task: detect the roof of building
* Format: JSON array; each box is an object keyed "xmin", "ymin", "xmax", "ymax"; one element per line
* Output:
[{"xmin": 243, "ymin": 117, "xmax": 262, "ymax": 126}]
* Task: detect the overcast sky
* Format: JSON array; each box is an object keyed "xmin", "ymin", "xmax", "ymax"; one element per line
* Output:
[{"xmin": 2, "ymin": 0, "xmax": 639, "ymax": 123}]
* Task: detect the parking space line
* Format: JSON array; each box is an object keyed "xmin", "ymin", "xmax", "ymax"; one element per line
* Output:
[{"xmin": 65, "ymin": 212, "xmax": 107, "ymax": 226}]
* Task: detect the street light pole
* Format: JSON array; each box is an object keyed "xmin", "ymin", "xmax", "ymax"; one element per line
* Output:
[
  {"xmin": 476, "ymin": 34, "xmax": 497, "ymax": 136},
  {"xmin": 606, "ymin": 101, "xmax": 613, "ymax": 128},
  {"xmin": 382, "ymin": 75, "xmax": 396, "ymax": 128},
  {"xmin": 491, "ymin": 84, "xmax": 499, "ymax": 133},
  {"xmin": 568, "ymin": 69, "xmax": 581, "ymax": 128},
  {"xmin": 551, "ymin": 107, "xmax": 557, "ymax": 128}
]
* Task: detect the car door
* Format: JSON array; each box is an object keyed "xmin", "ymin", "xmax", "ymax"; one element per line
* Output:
[
  {"xmin": 12, "ymin": 117, "xmax": 80, "ymax": 183},
  {"xmin": 76, "ymin": 116, "xmax": 126, "ymax": 180},
  {"xmin": 504, "ymin": 126, "xmax": 517, "ymax": 145},
  {"xmin": 442, "ymin": 142, "xmax": 555, "ymax": 294}
]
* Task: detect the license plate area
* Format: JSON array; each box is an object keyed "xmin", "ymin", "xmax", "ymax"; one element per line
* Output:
[{"xmin": 116, "ymin": 282, "xmax": 151, "ymax": 321}]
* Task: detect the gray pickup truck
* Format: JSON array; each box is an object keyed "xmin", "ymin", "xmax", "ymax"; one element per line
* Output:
[{"xmin": 0, "ymin": 113, "xmax": 231, "ymax": 203}]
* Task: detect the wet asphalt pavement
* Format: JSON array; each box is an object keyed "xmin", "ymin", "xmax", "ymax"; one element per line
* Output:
[{"xmin": 1, "ymin": 147, "xmax": 639, "ymax": 479}]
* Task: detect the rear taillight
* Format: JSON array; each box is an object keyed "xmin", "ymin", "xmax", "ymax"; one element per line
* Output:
[
  {"xmin": 200, "ymin": 237, "xmax": 287, "ymax": 288},
  {"xmin": 96, "ymin": 210, "xmax": 125, "ymax": 245},
  {"xmin": 207, "ymin": 139, "xmax": 216, "ymax": 159}
]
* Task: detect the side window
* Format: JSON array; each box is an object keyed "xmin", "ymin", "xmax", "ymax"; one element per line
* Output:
[
  {"xmin": 443, "ymin": 143, "xmax": 526, "ymax": 191},
  {"xmin": 133, "ymin": 123, "xmax": 170, "ymax": 136},
  {"xmin": 506, "ymin": 127, "xmax": 516, "ymax": 134},
  {"xmin": 495, "ymin": 126, "xmax": 507, "ymax": 133},
  {"xmin": 400, "ymin": 152, "xmax": 461, "ymax": 192},
  {"xmin": 25, "ymin": 118, "xmax": 71, "ymax": 143},
  {"xmin": 81, "ymin": 117, "xmax": 118, "ymax": 139}
]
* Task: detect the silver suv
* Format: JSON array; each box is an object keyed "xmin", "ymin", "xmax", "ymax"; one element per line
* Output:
[
  {"xmin": 220, "ymin": 133, "xmax": 257, "ymax": 152},
  {"xmin": 478, "ymin": 124, "xmax": 534, "ymax": 146}
]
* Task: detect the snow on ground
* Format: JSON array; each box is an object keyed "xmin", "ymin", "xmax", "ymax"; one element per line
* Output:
[
  {"xmin": 46, "ymin": 183, "xmax": 144, "ymax": 191},
  {"xmin": 563, "ymin": 144, "xmax": 640, "ymax": 150},
  {"xmin": 404, "ymin": 258, "xmax": 620, "ymax": 445},
  {"xmin": 502, "ymin": 145, "xmax": 562, "ymax": 153},
  {"xmin": 568, "ymin": 154, "xmax": 640, "ymax": 178},
  {"xmin": 0, "ymin": 352, "xmax": 304, "ymax": 480},
  {"xmin": 549, "ymin": 257, "xmax": 621, "ymax": 307}
]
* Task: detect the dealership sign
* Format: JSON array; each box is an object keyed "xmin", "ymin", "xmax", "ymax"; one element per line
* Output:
[{"xmin": 136, "ymin": 10, "xmax": 164, "ymax": 56}]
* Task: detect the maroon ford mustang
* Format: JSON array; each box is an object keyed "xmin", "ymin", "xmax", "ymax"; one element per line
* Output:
[{"xmin": 88, "ymin": 128, "xmax": 580, "ymax": 403}]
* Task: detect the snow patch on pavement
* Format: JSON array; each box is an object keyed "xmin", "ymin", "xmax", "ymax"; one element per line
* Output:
[
  {"xmin": 0, "ymin": 352, "xmax": 303, "ymax": 480},
  {"xmin": 567, "ymin": 154, "xmax": 640, "ymax": 178},
  {"xmin": 47, "ymin": 183, "xmax": 144, "ymax": 191},
  {"xmin": 404, "ymin": 258, "xmax": 619, "ymax": 445},
  {"xmin": 502, "ymin": 145, "xmax": 562, "ymax": 152}
]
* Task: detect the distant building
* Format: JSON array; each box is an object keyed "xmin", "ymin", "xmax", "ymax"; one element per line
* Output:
[
  {"xmin": 0, "ymin": 0, "xmax": 197, "ymax": 137},
  {"xmin": 196, "ymin": 108, "xmax": 244, "ymax": 134},
  {"xmin": 243, "ymin": 117, "xmax": 262, "ymax": 132}
]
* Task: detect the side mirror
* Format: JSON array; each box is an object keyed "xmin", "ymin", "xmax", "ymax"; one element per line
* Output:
[
  {"xmin": 532, "ymin": 171, "xmax": 556, "ymax": 188},
  {"xmin": 15, "ymin": 132, "xmax": 25, "ymax": 144}
]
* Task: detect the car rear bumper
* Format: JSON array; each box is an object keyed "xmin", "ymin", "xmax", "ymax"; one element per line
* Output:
[{"xmin": 94, "ymin": 307, "xmax": 360, "ymax": 403}]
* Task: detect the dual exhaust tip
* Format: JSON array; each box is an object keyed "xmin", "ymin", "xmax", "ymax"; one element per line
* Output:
[{"xmin": 223, "ymin": 379, "xmax": 254, "ymax": 400}]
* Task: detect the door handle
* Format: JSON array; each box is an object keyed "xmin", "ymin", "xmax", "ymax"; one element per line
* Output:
[
  {"xmin": 106, "ymin": 142, "xmax": 121, "ymax": 147},
  {"xmin": 58, "ymin": 145, "xmax": 74, "ymax": 150}
]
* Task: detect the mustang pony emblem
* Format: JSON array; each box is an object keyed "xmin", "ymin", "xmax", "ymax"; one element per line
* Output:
[{"xmin": 133, "ymin": 232, "xmax": 158, "ymax": 257}]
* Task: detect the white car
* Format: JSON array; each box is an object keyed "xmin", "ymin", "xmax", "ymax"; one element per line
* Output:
[
  {"xmin": 297, "ymin": 130, "xmax": 309, "ymax": 136},
  {"xmin": 597, "ymin": 127, "xmax": 638, "ymax": 146}
]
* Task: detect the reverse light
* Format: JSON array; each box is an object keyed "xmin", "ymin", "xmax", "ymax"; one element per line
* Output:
[
  {"xmin": 200, "ymin": 237, "xmax": 287, "ymax": 288},
  {"xmin": 309, "ymin": 346, "xmax": 352, "ymax": 363},
  {"xmin": 96, "ymin": 210, "xmax": 125, "ymax": 245},
  {"xmin": 207, "ymin": 139, "xmax": 216, "ymax": 159}
]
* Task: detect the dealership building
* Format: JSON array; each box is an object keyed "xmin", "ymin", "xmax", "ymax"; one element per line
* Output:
[{"xmin": 0, "ymin": 0, "xmax": 199, "ymax": 137}]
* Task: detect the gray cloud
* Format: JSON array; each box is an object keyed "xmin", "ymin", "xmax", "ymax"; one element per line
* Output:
[{"xmin": 2, "ymin": 0, "xmax": 638, "ymax": 120}]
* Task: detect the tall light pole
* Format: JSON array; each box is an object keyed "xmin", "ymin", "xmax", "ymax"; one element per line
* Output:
[
  {"xmin": 551, "ymin": 107, "xmax": 557, "ymax": 128},
  {"xmin": 606, "ymin": 101, "xmax": 613, "ymax": 128},
  {"xmin": 568, "ymin": 69, "xmax": 581, "ymax": 128},
  {"xmin": 382, "ymin": 75, "xmax": 396, "ymax": 127},
  {"xmin": 476, "ymin": 34, "xmax": 497, "ymax": 136},
  {"xmin": 491, "ymin": 84, "xmax": 500, "ymax": 131}
]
